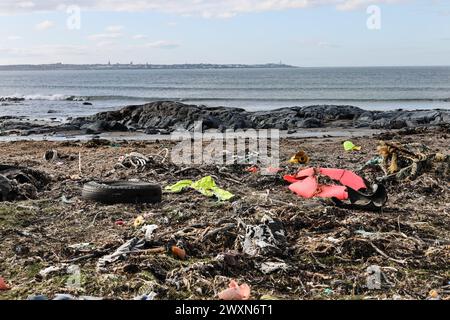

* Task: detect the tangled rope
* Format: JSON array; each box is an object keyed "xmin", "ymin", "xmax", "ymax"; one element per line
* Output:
[{"xmin": 115, "ymin": 149, "xmax": 169, "ymax": 170}]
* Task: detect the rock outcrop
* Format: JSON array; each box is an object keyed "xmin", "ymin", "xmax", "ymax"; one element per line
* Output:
[{"xmin": 70, "ymin": 101, "xmax": 450, "ymax": 133}]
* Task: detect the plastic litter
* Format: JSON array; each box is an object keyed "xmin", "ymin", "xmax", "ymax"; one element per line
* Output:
[
  {"xmin": 241, "ymin": 215, "xmax": 286, "ymax": 257},
  {"xmin": 343, "ymin": 141, "xmax": 361, "ymax": 152},
  {"xmin": 115, "ymin": 219, "xmax": 125, "ymax": 226},
  {"xmin": 284, "ymin": 167, "xmax": 387, "ymax": 209},
  {"xmin": 38, "ymin": 265, "xmax": 67, "ymax": 279},
  {"xmin": 116, "ymin": 152, "xmax": 150, "ymax": 169},
  {"xmin": 134, "ymin": 292, "xmax": 157, "ymax": 300},
  {"xmin": 165, "ymin": 180, "xmax": 193, "ymax": 193},
  {"xmin": 166, "ymin": 176, "xmax": 234, "ymax": 201},
  {"xmin": 284, "ymin": 167, "xmax": 365, "ymax": 200},
  {"xmin": 141, "ymin": 224, "xmax": 159, "ymax": 241},
  {"xmin": 133, "ymin": 215, "xmax": 145, "ymax": 228},
  {"xmin": 264, "ymin": 167, "xmax": 283, "ymax": 174},
  {"xmin": 218, "ymin": 280, "xmax": 251, "ymax": 300},
  {"xmin": 245, "ymin": 166, "xmax": 259, "ymax": 173},
  {"xmin": 323, "ymin": 288, "xmax": 334, "ymax": 295},
  {"xmin": 289, "ymin": 150, "xmax": 310, "ymax": 164},
  {"xmin": 428, "ymin": 290, "xmax": 440, "ymax": 300},
  {"xmin": 260, "ymin": 262, "xmax": 288, "ymax": 274},
  {"xmin": 171, "ymin": 246, "xmax": 187, "ymax": 260},
  {"xmin": 0, "ymin": 276, "xmax": 10, "ymax": 291},
  {"xmin": 97, "ymin": 237, "xmax": 145, "ymax": 271},
  {"xmin": 245, "ymin": 166, "xmax": 282, "ymax": 174}
]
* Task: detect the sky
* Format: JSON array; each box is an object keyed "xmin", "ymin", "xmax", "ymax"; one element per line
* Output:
[{"xmin": 0, "ymin": 0, "xmax": 449, "ymax": 66}]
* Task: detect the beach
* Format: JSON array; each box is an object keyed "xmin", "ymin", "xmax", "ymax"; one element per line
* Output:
[{"xmin": 0, "ymin": 116, "xmax": 448, "ymax": 299}]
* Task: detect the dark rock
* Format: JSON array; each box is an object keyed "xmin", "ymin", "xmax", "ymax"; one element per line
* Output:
[
  {"xmin": 0, "ymin": 97, "xmax": 24, "ymax": 103},
  {"xmin": 81, "ymin": 120, "xmax": 108, "ymax": 134},
  {"xmin": 80, "ymin": 120, "xmax": 126, "ymax": 134},
  {"xmin": 298, "ymin": 118, "xmax": 322, "ymax": 128},
  {"xmin": 107, "ymin": 121, "xmax": 127, "ymax": 131},
  {"xmin": 3, "ymin": 101, "xmax": 449, "ymax": 135},
  {"xmin": 83, "ymin": 102, "xmax": 93, "ymax": 106},
  {"xmin": 78, "ymin": 102, "xmax": 449, "ymax": 132},
  {"xmin": 389, "ymin": 120, "xmax": 408, "ymax": 129}
]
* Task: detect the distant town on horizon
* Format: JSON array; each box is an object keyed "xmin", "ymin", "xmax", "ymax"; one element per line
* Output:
[{"xmin": 0, "ymin": 62, "xmax": 296, "ymax": 71}]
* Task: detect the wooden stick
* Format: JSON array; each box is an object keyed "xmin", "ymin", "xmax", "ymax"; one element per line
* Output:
[{"xmin": 78, "ymin": 151, "xmax": 82, "ymax": 174}]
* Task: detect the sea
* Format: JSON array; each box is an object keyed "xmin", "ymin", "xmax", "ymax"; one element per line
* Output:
[{"xmin": 1, "ymin": 66, "xmax": 449, "ymax": 120}]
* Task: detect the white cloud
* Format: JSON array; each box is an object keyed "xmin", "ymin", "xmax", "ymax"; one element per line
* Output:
[
  {"xmin": 144, "ymin": 40, "xmax": 180, "ymax": 49},
  {"xmin": 96, "ymin": 40, "xmax": 116, "ymax": 47},
  {"xmin": 35, "ymin": 20, "xmax": 54, "ymax": 31},
  {"xmin": 88, "ymin": 32, "xmax": 122, "ymax": 40},
  {"xmin": 88, "ymin": 25, "xmax": 124, "ymax": 41},
  {"xmin": 0, "ymin": 44, "xmax": 88, "ymax": 58},
  {"xmin": 0, "ymin": 0, "xmax": 410, "ymax": 17},
  {"xmin": 335, "ymin": 0, "xmax": 407, "ymax": 11},
  {"xmin": 17, "ymin": 1, "xmax": 35, "ymax": 9},
  {"xmin": 132, "ymin": 34, "xmax": 148, "ymax": 40},
  {"xmin": 105, "ymin": 25, "xmax": 124, "ymax": 32},
  {"xmin": 7, "ymin": 35, "xmax": 22, "ymax": 40},
  {"xmin": 300, "ymin": 39, "xmax": 340, "ymax": 48}
]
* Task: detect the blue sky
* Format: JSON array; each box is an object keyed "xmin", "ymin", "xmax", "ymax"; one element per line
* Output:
[{"xmin": 0, "ymin": 0, "xmax": 449, "ymax": 66}]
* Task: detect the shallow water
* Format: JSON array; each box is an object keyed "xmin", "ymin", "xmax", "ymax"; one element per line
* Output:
[{"xmin": 0, "ymin": 128, "xmax": 380, "ymax": 142}]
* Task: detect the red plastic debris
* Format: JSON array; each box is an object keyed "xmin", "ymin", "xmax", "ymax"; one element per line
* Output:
[
  {"xmin": 284, "ymin": 167, "xmax": 367, "ymax": 200},
  {"xmin": 296, "ymin": 167, "xmax": 315, "ymax": 179},
  {"xmin": 218, "ymin": 280, "xmax": 250, "ymax": 300},
  {"xmin": 0, "ymin": 277, "xmax": 10, "ymax": 291},
  {"xmin": 289, "ymin": 176, "xmax": 318, "ymax": 199},
  {"xmin": 171, "ymin": 246, "xmax": 187, "ymax": 260},
  {"xmin": 265, "ymin": 167, "xmax": 283, "ymax": 174},
  {"xmin": 245, "ymin": 166, "xmax": 259, "ymax": 173},
  {"xmin": 316, "ymin": 185, "xmax": 348, "ymax": 200},
  {"xmin": 246, "ymin": 166, "xmax": 282, "ymax": 174},
  {"xmin": 319, "ymin": 168, "xmax": 366, "ymax": 191},
  {"xmin": 115, "ymin": 219, "xmax": 125, "ymax": 226},
  {"xmin": 283, "ymin": 175, "xmax": 298, "ymax": 184}
]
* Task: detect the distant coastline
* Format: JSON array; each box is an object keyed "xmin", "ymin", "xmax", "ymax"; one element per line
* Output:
[{"xmin": 0, "ymin": 63, "xmax": 296, "ymax": 71}]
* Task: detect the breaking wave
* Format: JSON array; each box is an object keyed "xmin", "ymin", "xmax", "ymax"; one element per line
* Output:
[
  {"xmin": 0, "ymin": 94, "xmax": 87, "ymax": 101},
  {"xmin": 2, "ymin": 94, "xmax": 450, "ymax": 105}
]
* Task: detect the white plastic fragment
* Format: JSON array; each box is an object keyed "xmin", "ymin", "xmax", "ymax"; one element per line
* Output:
[
  {"xmin": 141, "ymin": 224, "xmax": 159, "ymax": 241},
  {"xmin": 260, "ymin": 262, "xmax": 288, "ymax": 274}
]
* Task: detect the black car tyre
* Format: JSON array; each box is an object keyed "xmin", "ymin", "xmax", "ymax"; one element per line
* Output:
[{"xmin": 82, "ymin": 181, "xmax": 162, "ymax": 204}]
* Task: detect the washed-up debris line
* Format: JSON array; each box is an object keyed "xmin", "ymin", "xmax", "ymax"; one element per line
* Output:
[{"xmin": 0, "ymin": 128, "xmax": 449, "ymax": 300}]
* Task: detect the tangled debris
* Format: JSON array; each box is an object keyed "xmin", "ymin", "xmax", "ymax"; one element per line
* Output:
[
  {"xmin": 0, "ymin": 129, "xmax": 449, "ymax": 300},
  {"xmin": 375, "ymin": 140, "xmax": 450, "ymax": 182},
  {"xmin": 0, "ymin": 165, "xmax": 51, "ymax": 201}
]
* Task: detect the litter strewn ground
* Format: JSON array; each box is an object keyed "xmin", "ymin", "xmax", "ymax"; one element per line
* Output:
[{"xmin": 0, "ymin": 128, "xmax": 449, "ymax": 300}]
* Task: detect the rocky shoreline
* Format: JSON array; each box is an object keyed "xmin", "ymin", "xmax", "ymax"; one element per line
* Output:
[{"xmin": 1, "ymin": 101, "xmax": 449, "ymax": 136}]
